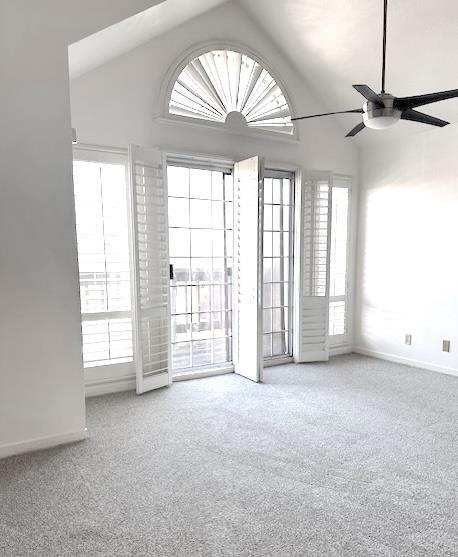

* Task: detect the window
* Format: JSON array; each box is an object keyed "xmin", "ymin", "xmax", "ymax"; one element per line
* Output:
[
  {"xmin": 263, "ymin": 174, "xmax": 294, "ymax": 358},
  {"xmin": 169, "ymin": 49, "xmax": 293, "ymax": 135},
  {"xmin": 73, "ymin": 156, "xmax": 133, "ymax": 367},
  {"xmin": 168, "ymin": 165, "xmax": 234, "ymax": 373},
  {"xmin": 329, "ymin": 177, "xmax": 351, "ymax": 340}
]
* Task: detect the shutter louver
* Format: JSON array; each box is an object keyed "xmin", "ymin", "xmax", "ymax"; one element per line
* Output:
[
  {"xmin": 169, "ymin": 50, "xmax": 294, "ymax": 135},
  {"xmin": 295, "ymin": 174, "xmax": 332, "ymax": 362}
]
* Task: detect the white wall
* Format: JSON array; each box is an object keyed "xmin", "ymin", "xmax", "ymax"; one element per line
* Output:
[
  {"xmin": 69, "ymin": 1, "xmax": 359, "ymax": 391},
  {"xmin": 0, "ymin": 0, "xmax": 163, "ymax": 458},
  {"xmin": 355, "ymin": 125, "xmax": 458, "ymax": 375},
  {"xmin": 69, "ymin": 2, "xmax": 358, "ymax": 176}
]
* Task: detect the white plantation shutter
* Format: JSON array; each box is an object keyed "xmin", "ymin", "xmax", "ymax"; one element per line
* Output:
[
  {"xmin": 294, "ymin": 172, "xmax": 332, "ymax": 362},
  {"xmin": 128, "ymin": 145, "xmax": 171, "ymax": 394},
  {"xmin": 233, "ymin": 156, "xmax": 264, "ymax": 382},
  {"xmin": 169, "ymin": 50, "xmax": 294, "ymax": 135}
]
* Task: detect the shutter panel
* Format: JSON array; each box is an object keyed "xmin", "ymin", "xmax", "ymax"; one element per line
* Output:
[
  {"xmin": 128, "ymin": 145, "xmax": 171, "ymax": 394},
  {"xmin": 233, "ymin": 156, "xmax": 264, "ymax": 382},
  {"xmin": 294, "ymin": 172, "xmax": 332, "ymax": 362}
]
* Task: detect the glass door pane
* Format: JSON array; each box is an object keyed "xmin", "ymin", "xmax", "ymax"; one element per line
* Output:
[
  {"xmin": 168, "ymin": 166, "xmax": 233, "ymax": 374},
  {"xmin": 263, "ymin": 174, "xmax": 294, "ymax": 359}
]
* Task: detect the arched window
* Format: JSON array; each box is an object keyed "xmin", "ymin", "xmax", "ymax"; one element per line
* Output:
[{"xmin": 169, "ymin": 49, "xmax": 294, "ymax": 135}]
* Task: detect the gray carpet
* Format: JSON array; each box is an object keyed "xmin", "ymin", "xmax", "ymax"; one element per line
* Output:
[{"xmin": 0, "ymin": 354, "xmax": 457, "ymax": 557}]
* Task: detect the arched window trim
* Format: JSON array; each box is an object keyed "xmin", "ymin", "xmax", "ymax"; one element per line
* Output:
[{"xmin": 158, "ymin": 41, "xmax": 298, "ymax": 141}]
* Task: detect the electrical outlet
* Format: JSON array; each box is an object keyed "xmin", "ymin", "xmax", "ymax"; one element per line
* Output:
[
  {"xmin": 442, "ymin": 340, "xmax": 451, "ymax": 353},
  {"xmin": 404, "ymin": 334, "xmax": 412, "ymax": 345}
]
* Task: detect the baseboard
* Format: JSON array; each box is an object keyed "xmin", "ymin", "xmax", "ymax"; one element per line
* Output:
[
  {"xmin": 0, "ymin": 428, "xmax": 88, "ymax": 460},
  {"xmin": 353, "ymin": 347, "xmax": 458, "ymax": 377},
  {"xmin": 330, "ymin": 344, "xmax": 353, "ymax": 357},
  {"xmin": 85, "ymin": 374, "xmax": 136, "ymax": 397}
]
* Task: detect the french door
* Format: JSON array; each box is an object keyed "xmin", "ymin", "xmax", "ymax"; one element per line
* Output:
[
  {"xmin": 166, "ymin": 157, "xmax": 265, "ymax": 382},
  {"xmin": 263, "ymin": 172, "xmax": 295, "ymax": 361},
  {"xmin": 167, "ymin": 164, "xmax": 234, "ymax": 375},
  {"xmin": 233, "ymin": 156, "xmax": 265, "ymax": 382},
  {"xmin": 127, "ymin": 145, "xmax": 333, "ymax": 393}
]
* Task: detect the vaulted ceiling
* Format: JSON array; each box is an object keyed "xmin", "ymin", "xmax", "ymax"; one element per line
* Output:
[
  {"xmin": 68, "ymin": 0, "xmax": 228, "ymax": 79},
  {"xmin": 69, "ymin": 0, "xmax": 458, "ymax": 144},
  {"xmin": 238, "ymin": 0, "xmax": 458, "ymax": 144}
]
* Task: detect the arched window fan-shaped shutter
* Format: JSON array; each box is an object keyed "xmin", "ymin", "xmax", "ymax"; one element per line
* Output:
[{"xmin": 169, "ymin": 50, "xmax": 294, "ymax": 135}]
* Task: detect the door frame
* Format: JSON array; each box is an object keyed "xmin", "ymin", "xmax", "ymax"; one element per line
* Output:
[
  {"xmin": 263, "ymin": 168, "xmax": 297, "ymax": 366},
  {"xmin": 166, "ymin": 152, "xmax": 236, "ymax": 379},
  {"xmin": 164, "ymin": 151, "xmax": 301, "ymax": 380}
]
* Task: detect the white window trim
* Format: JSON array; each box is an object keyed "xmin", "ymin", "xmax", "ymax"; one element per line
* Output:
[
  {"xmin": 155, "ymin": 116, "xmax": 300, "ymax": 144},
  {"xmin": 73, "ymin": 144, "xmax": 127, "ymax": 162},
  {"xmin": 73, "ymin": 146, "xmax": 135, "ymax": 382},
  {"xmin": 157, "ymin": 40, "xmax": 300, "ymax": 142}
]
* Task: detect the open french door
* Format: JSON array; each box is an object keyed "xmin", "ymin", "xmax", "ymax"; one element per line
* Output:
[
  {"xmin": 294, "ymin": 172, "xmax": 332, "ymax": 362},
  {"xmin": 128, "ymin": 145, "xmax": 172, "ymax": 394},
  {"xmin": 233, "ymin": 156, "xmax": 264, "ymax": 382}
]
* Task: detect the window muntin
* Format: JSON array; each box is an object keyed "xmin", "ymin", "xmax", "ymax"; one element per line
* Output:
[
  {"xmin": 168, "ymin": 166, "xmax": 234, "ymax": 372},
  {"xmin": 329, "ymin": 180, "xmax": 350, "ymax": 338},
  {"xmin": 263, "ymin": 175, "xmax": 294, "ymax": 358},
  {"xmin": 169, "ymin": 50, "xmax": 293, "ymax": 135},
  {"xmin": 73, "ymin": 159, "xmax": 133, "ymax": 366}
]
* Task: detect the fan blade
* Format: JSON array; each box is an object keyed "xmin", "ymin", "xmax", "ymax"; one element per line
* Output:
[
  {"xmin": 401, "ymin": 109, "xmax": 449, "ymax": 127},
  {"xmin": 346, "ymin": 122, "xmax": 366, "ymax": 137},
  {"xmin": 291, "ymin": 109, "xmax": 363, "ymax": 122},
  {"xmin": 395, "ymin": 89, "xmax": 458, "ymax": 110},
  {"xmin": 353, "ymin": 84, "xmax": 382, "ymax": 104}
]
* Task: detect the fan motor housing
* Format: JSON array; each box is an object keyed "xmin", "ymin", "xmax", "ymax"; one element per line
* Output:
[{"xmin": 363, "ymin": 93, "xmax": 401, "ymax": 129}]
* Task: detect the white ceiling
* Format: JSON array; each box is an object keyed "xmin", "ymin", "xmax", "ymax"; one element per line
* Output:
[
  {"xmin": 237, "ymin": 0, "xmax": 458, "ymax": 144},
  {"xmin": 69, "ymin": 0, "xmax": 458, "ymax": 144},
  {"xmin": 68, "ymin": 0, "xmax": 228, "ymax": 79}
]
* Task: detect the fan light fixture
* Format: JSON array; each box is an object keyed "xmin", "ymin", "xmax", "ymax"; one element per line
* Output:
[
  {"xmin": 291, "ymin": 0, "xmax": 458, "ymax": 137},
  {"xmin": 362, "ymin": 95, "xmax": 401, "ymax": 129}
]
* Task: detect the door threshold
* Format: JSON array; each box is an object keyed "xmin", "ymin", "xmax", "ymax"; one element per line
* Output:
[
  {"xmin": 172, "ymin": 365, "xmax": 234, "ymax": 382},
  {"xmin": 264, "ymin": 356, "xmax": 293, "ymax": 368}
]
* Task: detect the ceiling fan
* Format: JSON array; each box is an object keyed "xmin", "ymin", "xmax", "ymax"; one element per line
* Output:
[{"xmin": 292, "ymin": 0, "xmax": 458, "ymax": 136}]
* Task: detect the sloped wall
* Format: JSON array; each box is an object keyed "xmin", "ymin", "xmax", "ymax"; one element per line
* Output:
[{"xmin": 0, "ymin": 0, "xmax": 164, "ymax": 458}]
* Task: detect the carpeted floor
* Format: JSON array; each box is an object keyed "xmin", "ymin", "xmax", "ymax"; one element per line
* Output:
[{"xmin": 0, "ymin": 354, "xmax": 457, "ymax": 556}]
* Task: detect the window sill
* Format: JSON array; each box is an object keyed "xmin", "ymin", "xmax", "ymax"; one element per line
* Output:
[{"xmin": 155, "ymin": 116, "xmax": 300, "ymax": 144}]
